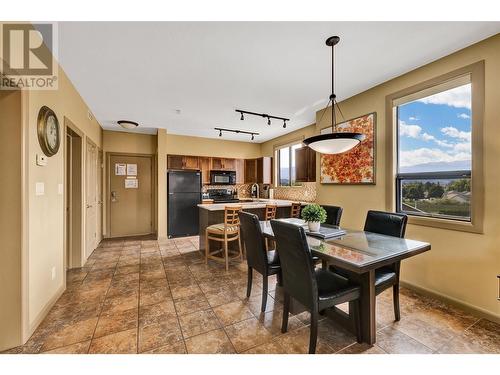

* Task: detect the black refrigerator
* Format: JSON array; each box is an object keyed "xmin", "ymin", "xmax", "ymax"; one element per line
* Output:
[{"xmin": 167, "ymin": 170, "xmax": 201, "ymax": 238}]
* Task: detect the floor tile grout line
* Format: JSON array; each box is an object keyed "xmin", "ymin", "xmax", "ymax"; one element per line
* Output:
[
  {"xmin": 86, "ymin": 243, "xmax": 122, "ymax": 354},
  {"xmin": 136, "ymin": 242, "xmax": 143, "ymax": 354},
  {"xmin": 381, "ymin": 324, "xmax": 435, "ymax": 353},
  {"xmin": 159, "ymin": 241, "xmax": 189, "ymax": 354}
]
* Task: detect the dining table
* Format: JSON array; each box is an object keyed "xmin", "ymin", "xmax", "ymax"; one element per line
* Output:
[{"xmin": 259, "ymin": 218, "xmax": 431, "ymax": 345}]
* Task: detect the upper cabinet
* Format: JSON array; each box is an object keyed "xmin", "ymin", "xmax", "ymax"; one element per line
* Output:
[
  {"xmin": 245, "ymin": 157, "xmax": 272, "ymax": 184},
  {"xmin": 295, "ymin": 146, "xmax": 316, "ymax": 182},
  {"xmin": 167, "ymin": 155, "xmax": 199, "ymax": 170},
  {"xmin": 211, "ymin": 157, "xmax": 236, "ymax": 171},
  {"xmin": 199, "ymin": 157, "xmax": 211, "ymax": 185},
  {"xmin": 168, "ymin": 154, "xmax": 244, "ymax": 183}
]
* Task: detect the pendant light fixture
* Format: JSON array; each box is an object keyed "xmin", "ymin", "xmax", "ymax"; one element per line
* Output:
[{"xmin": 303, "ymin": 36, "xmax": 364, "ymax": 154}]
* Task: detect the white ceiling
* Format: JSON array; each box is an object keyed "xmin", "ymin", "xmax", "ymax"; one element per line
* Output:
[{"xmin": 57, "ymin": 22, "xmax": 500, "ymax": 142}]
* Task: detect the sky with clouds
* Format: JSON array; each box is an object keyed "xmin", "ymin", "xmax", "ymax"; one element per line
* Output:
[{"xmin": 398, "ymin": 83, "xmax": 472, "ymax": 172}]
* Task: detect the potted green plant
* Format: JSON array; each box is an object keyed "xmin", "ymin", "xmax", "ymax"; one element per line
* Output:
[{"xmin": 301, "ymin": 204, "xmax": 327, "ymax": 232}]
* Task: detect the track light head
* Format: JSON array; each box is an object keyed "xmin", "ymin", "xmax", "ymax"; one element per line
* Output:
[
  {"xmin": 267, "ymin": 117, "xmax": 271, "ymax": 126},
  {"xmin": 240, "ymin": 112, "xmax": 244, "ymax": 121},
  {"xmin": 251, "ymin": 134, "xmax": 254, "ymax": 141},
  {"xmin": 219, "ymin": 130, "xmax": 222, "ymax": 137},
  {"xmin": 283, "ymin": 120, "xmax": 287, "ymax": 128}
]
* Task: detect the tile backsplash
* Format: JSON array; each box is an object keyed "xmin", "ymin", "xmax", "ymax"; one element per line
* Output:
[
  {"xmin": 270, "ymin": 182, "xmax": 316, "ymax": 202},
  {"xmin": 202, "ymin": 182, "xmax": 316, "ymax": 202}
]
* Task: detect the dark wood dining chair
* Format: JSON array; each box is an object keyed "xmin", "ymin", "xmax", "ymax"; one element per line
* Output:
[
  {"xmin": 331, "ymin": 210, "xmax": 408, "ymax": 321},
  {"xmin": 239, "ymin": 211, "xmax": 281, "ymax": 313},
  {"xmin": 271, "ymin": 219, "xmax": 361, "ymax": 354},
  {"xmin": 321, "ymin": 205, "xmax": 343, "ymax": 226}
]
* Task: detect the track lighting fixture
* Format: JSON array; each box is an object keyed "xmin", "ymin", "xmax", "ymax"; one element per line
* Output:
[
  {"xmin": 235, "ymin": 109, "xmax": 289, "ymax": 128},
  {"xmin": 215, "ymin": 127, "xmax": 259, "ymax": 141}
]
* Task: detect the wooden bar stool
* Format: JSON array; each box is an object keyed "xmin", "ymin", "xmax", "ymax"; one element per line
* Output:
[
  {"xmin": 264, "ymin": 204, "xmax": 277, "ymax": 250},
  {"xmin": 290, "ymin": 202, "xmax": 302, "ymax": 218},
  {"xmin": 265, "ymin": 204, "xmax": 277, "ymax": 220},
  {"xmin": 205, "ymin": 206, "xmax": 243, "ymax": 271}
]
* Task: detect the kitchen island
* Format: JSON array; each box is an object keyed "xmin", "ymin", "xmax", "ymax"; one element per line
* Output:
[{"xmin": 198, "ymin": 199, "xmax": 310, "ymax": 250}]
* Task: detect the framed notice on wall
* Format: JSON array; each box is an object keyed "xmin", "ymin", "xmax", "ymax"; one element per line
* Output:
[
  {"xmin": 115, "ymin": 163, "xmax": 126, "ymax": 176},
  {"xmin": 127, "ymin": 163, "xmax": 137, "ymax": 176},
  {"xmin": 125, "ymin": 178, "xmax": 138, "ymax": 189}
]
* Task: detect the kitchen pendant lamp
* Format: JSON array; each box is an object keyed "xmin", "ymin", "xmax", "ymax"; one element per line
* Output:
[{"xmin": 303, "ymin": 36, "xmax": 364, "ymax": 154}]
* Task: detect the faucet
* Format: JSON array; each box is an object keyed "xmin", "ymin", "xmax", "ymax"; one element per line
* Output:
[{"xmin": 251, "ymin": 183, "xmax": 259, "ymax": 199}]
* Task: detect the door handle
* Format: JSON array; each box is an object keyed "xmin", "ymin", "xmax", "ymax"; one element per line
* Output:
[{"xmin": 111, "ymin": 191, "xmax": 118, "ymax": 202}]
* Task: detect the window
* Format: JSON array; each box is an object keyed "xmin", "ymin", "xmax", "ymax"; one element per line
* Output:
[
  {"xmin": 277, "ymin": 143, "xmax": 302, "ymax": 186},
  {"xmin": 395, "ymin": 77, "xmax": 473, "ymax": 222},
  {"xmin": 388, "ymin": 61, "xmax": 487, "ymax": 234}
]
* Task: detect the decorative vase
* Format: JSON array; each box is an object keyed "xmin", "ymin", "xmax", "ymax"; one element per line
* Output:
[{"xmin": 308, "ymin": 221, "xmax": 320, "ymax": 232}]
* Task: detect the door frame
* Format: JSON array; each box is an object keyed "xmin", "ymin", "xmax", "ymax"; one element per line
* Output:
[
  {"xmin": 85, "ymin": 137, "xmax": 99, "ymax": 258},
  {"xmin": 106, "ymin": 152, "xmax": 155, "ymax": 238},
  {"xmin": 64, "ymin": 117, "xmax": 84, "ymax": 269}
]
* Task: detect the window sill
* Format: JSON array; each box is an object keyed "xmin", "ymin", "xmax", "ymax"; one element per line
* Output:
[{"xmin": 407, "ymin": 214, "xmax": 483, "ymax": 234}]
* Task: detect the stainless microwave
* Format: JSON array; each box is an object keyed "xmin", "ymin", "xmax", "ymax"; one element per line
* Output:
[{"xmin": 210, "ymin": 170, "xmax": 236, "ymax": 185}]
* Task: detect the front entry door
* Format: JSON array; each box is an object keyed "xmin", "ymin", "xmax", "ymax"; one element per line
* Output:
[{"xmin": 109, "ymin": 154, "xmax": 153, "ymax": 237}]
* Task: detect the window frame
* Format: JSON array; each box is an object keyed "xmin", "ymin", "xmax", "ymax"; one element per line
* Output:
[
  {"xmin": 386, "ymin": 61, "xmax": 484, "ymax": 233},
  {"xmin": 274, "ymin": 139, "xmax": 304, "ymax": 187}
]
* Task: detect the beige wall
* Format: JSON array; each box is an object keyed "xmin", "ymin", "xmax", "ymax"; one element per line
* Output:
[
  {"xmin": 263, "ymin": 35, "xmax": 500, "ymax": 319},
  {"xmin": 0, "ymin": 90, "xmax": 23, "ymax": 350},
  {"xmin": 318, "ymin": 34, "xmax": 500, "ymax": 320},
  {"xmin": 25, "ymin": 66, "xmax": 103, "ymax": 336},
  {"xmin": 1, "ymin": 21, "xmax": 104, "ymax": 349}
]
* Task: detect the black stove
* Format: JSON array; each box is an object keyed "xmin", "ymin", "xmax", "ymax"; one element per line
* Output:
[{"xmin": 207, "ymin": 188, "xmax": 238, "ymax": 203}]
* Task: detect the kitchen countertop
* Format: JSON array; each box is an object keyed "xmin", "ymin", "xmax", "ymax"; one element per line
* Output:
[{"xmin": 198, "ymin": 198, "xmax": 311, "ymax": 211}]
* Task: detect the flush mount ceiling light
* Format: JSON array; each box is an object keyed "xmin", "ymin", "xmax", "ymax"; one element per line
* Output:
[
  {"xmin": 303, "ymin": 36, "xmax": 365, "ymax": 154},
  {"xmin": 117, "ymin": 120, "xmax": 139, "ymax": 130}
]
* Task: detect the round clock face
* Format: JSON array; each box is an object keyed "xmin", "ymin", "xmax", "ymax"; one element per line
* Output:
[
  {"xmin": 46, "ymin": 115, "xmax": 58, "ymax": 149},
  {"xmin": 37, "ymin": 106, "xmax": 60, "ymax": 157}
]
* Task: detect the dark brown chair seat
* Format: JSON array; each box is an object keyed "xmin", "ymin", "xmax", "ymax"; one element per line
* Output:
[
  {"xmin": 239, "ymin": 211, "xmax": 282, "ymax": 313},
  {"xmin": 271, "ymin": 219, "xmax": 362, "ymax": 354}
]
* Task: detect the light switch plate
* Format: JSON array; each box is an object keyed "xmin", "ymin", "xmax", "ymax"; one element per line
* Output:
[
  {"xmin": 35, "ymin": 182, "xmax": 45, "ymax": 196},
  {"xmin": 58, "ymin": 183, "xmax": 64, "ymax": 195}
]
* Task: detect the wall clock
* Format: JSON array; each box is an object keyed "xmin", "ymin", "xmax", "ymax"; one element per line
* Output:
[{"xmin": 37, "ymin": 106, "xmax": 60, "ymax": 157}]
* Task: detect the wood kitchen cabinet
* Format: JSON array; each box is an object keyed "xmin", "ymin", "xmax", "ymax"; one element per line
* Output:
[
  {"xmin": 211, "ymin": 157, "xmax": 235, "ymax": 170},
  {"xmin": 295, "ymin": 146, "xmax": 316, "ymax": 182},
  {"xmin": 245, "ymin": 157, "xmax": 272, "ymax": 184},
  {"xmin": 183, "ymin": 155, "xmax": 200, "ymax": 169},
  {"xmin": 199, "ymin": 157, "xmax": 211, "ymax": 184},
  {"xmin": 168, "ymin": 155, "xmax": 199, "ymax": 170},
  {"xmin": 235, "ymin": 159, "xmax": 245, "ymax": 184},
  {"xmin": 167, "ymin": 155, "xmax": 184, "ymax": 169}
]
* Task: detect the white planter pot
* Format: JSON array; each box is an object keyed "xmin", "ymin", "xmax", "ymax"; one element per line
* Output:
[{"xmin": 308, "ymin": 221, "xmax": 321, "ymax": 232}]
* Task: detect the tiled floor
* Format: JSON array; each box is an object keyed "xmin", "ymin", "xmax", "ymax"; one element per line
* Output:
[{"xmin": 4, "ymin": 236, "xmax": 500, "ymax": 354}]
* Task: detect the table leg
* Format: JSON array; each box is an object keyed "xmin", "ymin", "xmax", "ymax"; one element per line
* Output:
[{"xmin": 359, "ymin": 269, "xmax": 376, "ymax": 344}]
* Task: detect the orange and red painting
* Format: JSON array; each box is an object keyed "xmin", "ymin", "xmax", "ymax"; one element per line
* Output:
[{"xmin": 320, "ymin": 112, "xmax": 376, "ymax": 184}]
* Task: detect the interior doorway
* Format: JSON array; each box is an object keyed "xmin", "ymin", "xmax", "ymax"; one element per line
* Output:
[
  {"xmin": 108, "ymin": 153, "xmax": 154, "ymax": 238},
  {"xmin": 85, "ymin": 139, "xmax": 99, "ymax": 258},
  {"xmin": 65, "ymin": 120, "xmax": 83, "ymax": 269}
]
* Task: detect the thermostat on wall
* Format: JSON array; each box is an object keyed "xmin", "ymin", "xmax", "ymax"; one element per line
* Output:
[{"xmin": 36, "ymin": 154, "xmax": 48, "ymax": 166}]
